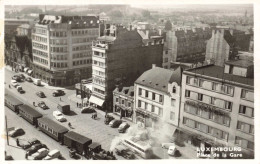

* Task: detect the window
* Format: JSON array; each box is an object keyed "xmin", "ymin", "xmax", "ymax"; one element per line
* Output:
[
  {"xmin": 128, "ymin": 102, "xmax": 131, "ymax": 107},
  {"xmin": 198, "ymin": 93, "xmax": 203, "ymax": 101},
  {"xmin": 185, "ymin": 90, "xmax": 190, "ymax": 97},
  {"xmin": 225, "ymin": 101, "xmax": 232, "ymax": 110},
  {"xmin": 145, "ymin": 103, "xmax": 148, "ymax": 110},
  {"xmin": 183, "ymin": 117, "xmax": 187, "ymax": 124},
  {"xmin": 159, "ymin": 95, "xmax": 163, "ymax": 103},
  {"xmin": 186, "ymin": 76, "xmax": 191, "ymax": 84},
  {"xmin": 151, "ymin": 105, "xmax": 155, "ymax": 112},
  {"xmin": 145, "ymin": 90, "xmax": 148, "ymax": 98},
  {"xmin": 138, "ymin": 100, "xmax": 141, "ymax": 107},
  {"xmin": 247, "ymin": 141, "xmax": 254, "ymax": 150},
  {"xmin": 211, "ymin": 97, "xmax": 216, "ymax": 105},
  {"xmin": 199, "ymin": 79, "xmax": 204, "ymax": 87},
  {"xmin": 159, "ymin": 108, "xmax": 163, "ymax": 117},
  {"xmin": 194, "ymin": 78, "xmax": 198, "ymax": 86},
  {"xmin": 165, "ymin": 50, "xmax": 168, "ymax": 54},
  {"xmin": 170, "ymin": 112, "xmax": 175, "ymax": 121},
  {"xmin": 212, "ymin": 82, "xmax": 217, "ymax": 91},
  {"xmin": 171, "ymin": 98, "xmax": 176, "ymax": 107},
  {"xmin": 152, "ymin": 93, "xmax": 155, "ymax": 100},
  {"xmin": 116, "ymin": 98, "xmax": 118, "ymax": 102},
  {"xmin": 172, "ymin": 86, "xmax": 176, "ymax": 93},
  {"xmin": 241, "ymin": 89, "xmax": 248, "ymax": 98},
  {"xmin": 138, "ymin": 88, "xmax": 142, "ymax": 95}
]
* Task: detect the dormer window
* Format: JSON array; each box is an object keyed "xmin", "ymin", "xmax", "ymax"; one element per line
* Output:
[{"xmin": 172, "ymin": 86, "xmax": 176, "ymax": 93}]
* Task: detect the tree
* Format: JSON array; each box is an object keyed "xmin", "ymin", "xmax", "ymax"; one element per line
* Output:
[
  {"xmin": 165, "ymin": 20, "xmax": 172, "ymax": 31},
  {"xmin": 110, "ymin": 10, "xmax": 123, "ymax": 17},
  {"xmin": 142, "ymin": 10, "xmax": 150, "ymax": 18}
]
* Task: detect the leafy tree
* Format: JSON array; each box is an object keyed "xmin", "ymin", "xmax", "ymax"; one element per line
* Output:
[
  {"xmin": 142, "ymin": 10, "xmax": 150, "ymax": 18},
  {"xmin": 110, "ymin": 10, "xmax": 123, "ymax": 17},
  {"xmin": 165, "ymin": 20, "xmax": 172, "ymax": 31}
]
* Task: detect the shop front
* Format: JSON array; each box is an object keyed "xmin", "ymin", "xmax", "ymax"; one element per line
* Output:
[{"xmin": 114, "ymin": 104, "xmax": 133, "ymax": 121}]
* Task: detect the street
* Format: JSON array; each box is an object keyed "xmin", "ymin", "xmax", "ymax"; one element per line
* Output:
[{"xmin": 4, "ymin": 67, "xmax": 125, "ymax": 160}]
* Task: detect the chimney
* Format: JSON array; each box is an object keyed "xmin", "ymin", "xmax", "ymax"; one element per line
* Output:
[{"xmin": 152, "ymin": 64, "xmax": 156, "ymax": 68}]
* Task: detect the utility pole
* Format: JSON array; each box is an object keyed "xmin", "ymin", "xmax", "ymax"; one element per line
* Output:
[{"xmin": 5, "ymin": 116, "xmax": 9, "ymax": 146}]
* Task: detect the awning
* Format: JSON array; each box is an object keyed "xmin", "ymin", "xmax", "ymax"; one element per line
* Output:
[{"xmin": 89, "ymin": 96, "xmax": 104, "ymax": 106}]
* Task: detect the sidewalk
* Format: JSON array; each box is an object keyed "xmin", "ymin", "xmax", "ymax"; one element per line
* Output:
[
  {"xmin": 5, "ymin": 65, "xmax": 65, "ymax": 90},
  {"xmin": 5, "ymin": 137, "xmax": 26, "ymax": 160}
]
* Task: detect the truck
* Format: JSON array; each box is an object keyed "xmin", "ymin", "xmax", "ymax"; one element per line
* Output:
[
  {"xmin": 57, "ymin": 102, "xmax": 70, "ymax": 114},
  {"xmin": 33, "ymin": 79, "xmax": 41, "ymax": 86}
]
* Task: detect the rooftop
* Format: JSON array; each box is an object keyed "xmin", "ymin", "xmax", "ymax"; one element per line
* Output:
[
  {"xmin": 64, "ymin": 131, "xmax": 92, "ymax": 144},
  {"xmin": 114, "ymin": 86, "xmax": 134, "ymax": 97},
  {"xmin": 185, "ymin": 65, "xmax": 253, "ymax": 86},
  {"xmin": 18, "ymin": 24, "xmax": 32, "ymax": 29},
  {"xmin": 5, "ymin": 94, "xmax": 23, "ymax": 106},
  {"xmin": 19, "ymin": 105, "xmax": 43, "ymax": 118},
  {"xmin": 135, "ymin": 66, "xmax": 182, "ymax": 93},
  {"xmin": 97, "ymin": 35, "xmax": 116, "ymax": 42},
  {"xmin": 38, "ymin": 117, "xmax": 69, "ymax": 133},
  {"xmin": 225, "ymin": 59, "xmax": 253, "ymax": 68}
]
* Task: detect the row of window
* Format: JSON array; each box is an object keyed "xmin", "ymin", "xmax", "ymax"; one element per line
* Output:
[
  {"xmin": 137, "ymin": 100, "xmax": 163, "ymax": 117},
  {"xmin": 115, "ymin": 97, "xmax": 132, "ymax": 108},
  {"xmin": 71, "ymin": 29, "xmax": 98, "ymax": 36},
  {"xmin": 50, "ymin": 47, "xmax": 68, "ymax": 53},
  {"xmin": 93, "ymin": 60, "xmax": 106, "ymax": 68},
  {"xmin": 241, "ymin": 89, "xmax": 254, "ymax": 102},
  {"xmin": 38, "ymin": 122, "xmax": 58, "ymax": 137},
  {"xmin": 33, "ymin": 56, "xmax": 48, "ymax": 65},
  {"xmin": 93, "ymin": 69, "xmax": 105, "ymax": 77},
  {"xmin": 50, "ymin": 31, "xmax": 67, "ymax": 37},
  {"xmin": 186, "ymin": 76, "xmax": 234, "ymax": 95},
  {"xmin": 138, "ymin": 88, "xmax": 163, "ymax": 103},
  {"xmin": 185, "ymin": 90, "xmax": 232, "ymax": 111},
  {"xmin": 73, "ymin": 59, "xmax": 91, "ymax": 66},
  {"xmin": 73, "ymin": 51, "xmax": 92, "ymax": 59},
  {"xmin": 183, "ymin": 117, "xmax": 229, "ymax": 141},
  {"xmin": 237, "ymin": 121, "xmax": 254, "ymax": 135},
  {"xmin": 235, "ymin": 136, "xmax": 254, "ymax": 150},
  {"xmin": 32, "ymin": 35, "xmax": 47, "ymax": 43},
  {"xmin": 72, "ymin": 37, "xmax": 97, "ymax": 44},
  {"xmin": 93, "ymin": 77, "xmax": 105, "ymax": 86},
  {"xmin": 239, "ymin": 105, "xmax": 254, "ymax": 118},
  {"xmin": 50, "ymin": 39, "xmax": 67, "ymax": 45},
  {"xmin": 73, "ymin": 45, "xmax": 91, "ymax": 51},
  {"xmin": 51, "ymin": 54, "xmax": 67, "ymax": 60},
  {"xmin": 33, "ymin": 49, "xmax": 48, "ymax": 58},
  {"xmin": 19, "ymin": 110, "xmax": 33, "ymax": 120},
  {"xmin": 93, "ymin": 87, "xmax": 105, "ymax": 95},
  {"xmin": 51, "ymin": 62, "xmax": 68, "ymax": 68},
  {"xmin": 32, "ymin": 42, "xmax": 48, "ymax": 50},
  {"xmin": 93, "ymin": 51, "xmax": 105, "ymax": 58},
  {"xmin": 34, "ymin": 28, "xmax": 47, "ymax": 35},
  {"xmin": 184, "ymin": 104, "xmax": 230, "ymax": 126}
]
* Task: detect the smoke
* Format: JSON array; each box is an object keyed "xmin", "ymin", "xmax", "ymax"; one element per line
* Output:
[{"xmin": 110, "ymin": 119, "xmax": 175, "ymax": 151}]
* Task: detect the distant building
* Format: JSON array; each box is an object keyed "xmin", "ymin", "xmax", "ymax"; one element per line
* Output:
[
  {"xmin": 165, "ymin": 28, "xmax": 211, "ymax": 65},
  {"xmin": 16, "ymin": 24, "xmax": 33, "ymax": 38},
  {"xmin": 90, "ymin": 24, "xmax": 164, "ymax": 112},
  {"xmin": 134, "ymin": 65, "xmax": 182, "ymax": 135},
  {"xmin": 4, "ymin": 18, "xmax": 32, "ymax": 34},
  {"xmin": 113, "ymin": 86, "xmax": 134, "ymax": 121},
  {"xmin": 179, "ymin": 59, "xmax": 254, "ymax": 158},
  {"xmin": 32, "ymin": 14, "xmax": 99, "ymax": 86},
  {"xmin": 99, "ymin": 12, "xmax": 110, "ymax": 22}
]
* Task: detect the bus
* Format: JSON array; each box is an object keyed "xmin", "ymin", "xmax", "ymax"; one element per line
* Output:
[{"xmin": 122, "ymin": 138, "xmax": 153, "ymax": 159}]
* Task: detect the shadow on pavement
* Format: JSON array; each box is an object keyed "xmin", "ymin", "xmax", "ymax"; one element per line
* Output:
[{"xmin": 66, "ymin": 111, "xmax": 77, "ymax": 116}]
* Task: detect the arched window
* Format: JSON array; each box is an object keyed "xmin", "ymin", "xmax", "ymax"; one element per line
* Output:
[{"xmin": 172, "ymin": 86, "xmax": 176, "ymax": 93}]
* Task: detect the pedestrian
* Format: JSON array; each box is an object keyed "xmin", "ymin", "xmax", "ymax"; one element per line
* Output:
[
  {"xmin": 25, "ymin": 153, "xmax": 28, "ymax": 159},
  {"xmin": 16, "ymin": 138, "xmax": 20, "ymax": 147},
  {"xmin": 9, "ymin": 85, "xmax": 11, "ymax": 88},
  {"xmin": 60, "ymin": 97, "xmax": 62, "ymax": 101},
  {"xmin": 77, "ymin": 102, "xmax": 78, "ymax": 107},
  {"xmin": 68, "ymin": 122, "xmax": 71, "ymax": 127},
  {"xmin": 33, "ymin": 102, "xmax": 35, "ymax": 107}
]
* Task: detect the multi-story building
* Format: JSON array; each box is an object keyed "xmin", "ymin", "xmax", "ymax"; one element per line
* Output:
[
  {"xmin": 179, "ymin": 59, "xmax": 254, "ymax": 158},
  {"xmin": 90, "ymin": 24, "xmax": 164, "ymax": 112},
  {"xmin": 165, "ymin": 28, "xmax": 211, "ymax": 65},
  {"xmin": 16, "ymin": 24, "xmax": 33, "ymax": 38},
  {"xmin": 32, "ymin": 14, "xmax": 99, "ymax": 86},
  {"xmin": 134, "ymin": 65, "xmax": 182, "ymax": 136},
  {"xmin": 206, "ymin": 27, "xmax": 238, "ymax": 66},
  {"xmin": 113, "ymin": 86, "xmax": 134, "ymax": 121}
]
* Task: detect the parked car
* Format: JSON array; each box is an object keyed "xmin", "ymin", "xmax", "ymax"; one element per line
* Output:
[
  {"xmin": 118, "ymin": 122, "xmax": 130, "ymax": 133},
  {"xmin": 109, "ymin": 119, "xmax": 123, "ymax": 128},
  {"xmin": 25, "ymin": 77, "xmax": 33, "ymax": 82},
  {"xmin": 115, "ymin": 145, "xmax": 135, "ymax": 159},
  {"xmin": 9, "ymin": 128, "xmax": 25, "ymax": 137},
  {"xmin": 53, "ymin": 111, "xmax": 67, "ymax": 122},
  {"xmin": 36, "ymin": 91, "xmax": 46, "ymax": 98},
  {"xmin": 21, "ymin": 138, "xmax": 41, "ymax": 149},
  {"xmin": 161, "ymin": 143, "xmax": 176, "ymax": 149},
  {"xmin": 30, "ymin": 148, "xmax": 49, "ymax": 160},
  {"xmin": 26, "ymin": 143, "xmax": 48, "ymax": 156},
  {"xmin": 43, "ymin": 149, "xmax": 61, "ymax": 160},
  {"xmin": 33, "ymin": 79, "xmax": 41, "ymax": 86},
  {"xmin": 17, "ymin": 86, "xmax": 25, "ymax": 94},
  {"xmin": 104, "ymin": 115, "xmax": 114, "ymax": 125},
  {"xmin": 168, "ymin": 146, "xmax": 177, "ymax": 156},
  {"xmin": 11, "ymin": 80, "xmax": 19, "ymax": 88},
  {"xmin": 81, "ymin": 106, "xmax": 96, "ymax": 113},
  {"xmin": 12, "ymin": 75, "xmax": 21, "ymax": 82},
  {"xmin": 38, "ymin": 101, "xmax": 48, "ymax": 110},
  {"xmin": 52, "ymin": 90, "xmax": 65, "ymax": 97},
  {"xmin": 19, "ymin": 74, "xmax": 25, "ymax": 79}
]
